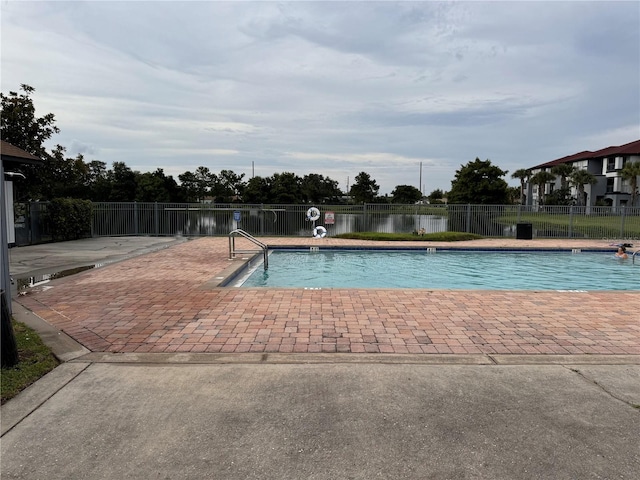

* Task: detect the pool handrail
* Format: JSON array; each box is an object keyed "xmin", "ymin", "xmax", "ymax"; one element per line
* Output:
[{"xmin": 229, "ymin": 229, "xmax": 269, "ymax": 269}]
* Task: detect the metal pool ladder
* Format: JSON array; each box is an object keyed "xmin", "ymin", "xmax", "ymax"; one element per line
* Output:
[{"xmin": 229, "ymin": 229, "xmax": 269, "ymax": 269}]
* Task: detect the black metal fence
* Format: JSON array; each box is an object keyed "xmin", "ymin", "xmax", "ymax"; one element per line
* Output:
[{"xmin": 11, "ymin": 202, "xmax": 640, "ymax": 246}]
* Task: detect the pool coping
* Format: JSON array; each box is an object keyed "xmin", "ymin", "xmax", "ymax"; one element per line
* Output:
[{"xmin": 269, "ymin": 245, "xmax": 615, "ymax": 252}]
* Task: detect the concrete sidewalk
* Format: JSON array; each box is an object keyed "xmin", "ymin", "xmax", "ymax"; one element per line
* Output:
[
  {"xmin": 2, "ymin": 236, "xmax": 639, "ymax": 479},
  {"xmin": 2, "ymin": 355, "xmax": 639, "ymax": 479},
  {"xmin": 8, "ymin": 235, "xmax": 186, "ymax": 278}
]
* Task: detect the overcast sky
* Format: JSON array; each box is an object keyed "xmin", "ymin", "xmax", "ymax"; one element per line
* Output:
[{"xmin": 2, "ymin": 1, "xmax": 639, "ymax": 195}]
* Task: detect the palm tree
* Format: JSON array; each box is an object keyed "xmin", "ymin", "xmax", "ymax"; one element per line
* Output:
[
  {"xmin": 529, "ymin": 170, "xmax": 555, "ymax": 206},
  {"xmin": 570, "ymin": 169, "xmax": 597, "ymax": 206},
  {"xmin": 620, "ymin": 161, "xmax": 640, "ymax": 206},
  {"xmin": 511, "ymin": 168, "xmax": 530, "ymax": 205},
  {"xmin": 551, "ymin": 164, "xmax": 576, "ymax": 191}
]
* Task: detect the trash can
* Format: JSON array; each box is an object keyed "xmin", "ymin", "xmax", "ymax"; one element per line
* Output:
[{"xmin": 516, "ymin": 223, "xmax": 533, "ymax": 240}]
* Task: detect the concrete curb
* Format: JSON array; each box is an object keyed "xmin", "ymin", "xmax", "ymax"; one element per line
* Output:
[
  {"xmin": 11, "ymin": 301, "xmax": 90, "ymax": 362},
  {"xmin": 1, "ymin": 362, "xmax": 90, "ymax": 436},
  {"xmin": 74, "ymin": 351, "xmax": 640, "ymax": 365}
]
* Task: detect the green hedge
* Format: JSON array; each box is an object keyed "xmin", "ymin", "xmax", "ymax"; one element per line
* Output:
[
  {"xmin": 334, "ymin": 232, "xmax": 483, "ymax": 242},
  {"xmin": 48, "ymin": 198, "xmax": 93, "ymax": 241}
]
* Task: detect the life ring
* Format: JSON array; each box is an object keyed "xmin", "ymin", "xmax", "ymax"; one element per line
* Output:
[
  {"xmin": 313, "ymin": 226, "xmax": 327, "ymax": 238},
  {"xmin": 306, "ymin": 207, "xmax": 320, "ymax": 221}
]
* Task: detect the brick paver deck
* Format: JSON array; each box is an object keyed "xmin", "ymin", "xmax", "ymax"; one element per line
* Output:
[{"xmin": 16, "ymin": 237, "xmax": 640, "ymax": 355}]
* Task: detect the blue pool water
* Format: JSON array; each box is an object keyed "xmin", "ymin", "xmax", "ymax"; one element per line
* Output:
[{"xmin": 237, "ymin": 249, "xmax": 639, "ymax": 290}]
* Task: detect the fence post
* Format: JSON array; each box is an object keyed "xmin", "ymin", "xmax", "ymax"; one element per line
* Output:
[
  {"xmin": 154, "ymin": 202, "xmax": 159, "ymax": 236},
  {"xmin": 134, "ymin": 202, "xmax": 139, "ymax": 235},
  {"xmin": 363, "ymin": 203, "xmax": 368, "ymax": 232},
  {"xmin": 620, "ymin": 205, "xmax": 626, "ymax": 238},
  {"xmin": 30, "ymin": 202, "xmax": 38, "ymax": 244},
  {"xmin": 466, "ymin": 204, "xmax": 471, "ymax": 233},
  {"xmin": 91, "ymin": 202, "xmax": 95, "ymax": 238},
  {"xmin": 568, "ymin": 205, "xmax": 574, "ymax": 238}
]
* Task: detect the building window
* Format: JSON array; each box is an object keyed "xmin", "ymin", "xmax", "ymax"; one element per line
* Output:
[
  {"xmin": 607, "ymin": 158, "xmax": 616, "ymax": 171},
  {"xmin": 606, "ymin": 178, "xmax": 614, "ymax": 193},
  {"xmin": 621, "ymin": 178, "xmax": 631, "ymax": 194}
]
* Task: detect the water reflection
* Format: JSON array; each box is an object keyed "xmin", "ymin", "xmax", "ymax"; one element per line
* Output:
[
  {"xmin": 16, "ymin": 264, "xmax": 101, "ymax": 291},
  {"xmin": 295, "ymin": 214, "xmax": 448, "ymax": 236},
  {"xmin": 178, "ymin": 211, "xmax": 448, "ymax": 236}
]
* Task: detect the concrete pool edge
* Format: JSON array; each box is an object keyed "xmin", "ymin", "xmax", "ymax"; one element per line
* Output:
[
  {"xmin": 200, "ymin": 253, "xmax": 262, "ymax": 288},
  {"xmin": 268, "ymin": 245, "xmax": 616, "ymax": 252}
]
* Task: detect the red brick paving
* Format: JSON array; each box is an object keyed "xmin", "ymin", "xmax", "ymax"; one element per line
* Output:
[{"xmin": 16, "ymin": 237, "xmax": 640, "ymax": 355}]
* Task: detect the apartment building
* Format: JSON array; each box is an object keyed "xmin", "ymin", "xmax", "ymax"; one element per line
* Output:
[{"xmin": 526, "ymin": 139, "xmax": 640, "ymax": 208}]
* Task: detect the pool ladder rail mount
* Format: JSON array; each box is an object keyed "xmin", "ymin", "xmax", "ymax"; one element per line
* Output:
[{"xmin": 228, "ymin": 229, "xmax": 269, "ymax": 269}]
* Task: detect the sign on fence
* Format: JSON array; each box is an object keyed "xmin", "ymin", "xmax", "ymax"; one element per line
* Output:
[{"xmin": 324, "ymin": 211, "xmax": 335, "ymax": 225}]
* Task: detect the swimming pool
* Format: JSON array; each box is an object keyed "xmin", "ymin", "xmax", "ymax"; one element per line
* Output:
[{"xmin": 235, "ymin": 249, "xmax": 639, "ymax": 290}]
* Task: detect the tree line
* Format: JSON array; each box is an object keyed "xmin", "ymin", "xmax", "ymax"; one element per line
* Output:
[
  {"xmin": 3, "ymin": 84, "xmax": 532, "ymax": 205},
  {"xmin": 2, "ymin": 85, "xmax": 434, "ymax": 204}
]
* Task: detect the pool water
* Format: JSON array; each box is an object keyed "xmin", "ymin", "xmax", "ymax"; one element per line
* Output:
[{"xmin": 237, "ymin": 250, "xmax": 639, "ymax": 290}]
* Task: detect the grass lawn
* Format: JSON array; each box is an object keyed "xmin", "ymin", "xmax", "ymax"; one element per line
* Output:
[
  {"xmin": 497, "ymin": 213, "xmax": 640, "ymax": 238},
  {"xmin": 334, "ymin": 232, "xmax": 483, "ymax": 241},
  {"xmin": 1, "ymin": 321, "xmax": 59, "ymax": 404}
]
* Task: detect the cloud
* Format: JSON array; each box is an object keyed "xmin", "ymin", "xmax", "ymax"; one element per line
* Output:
[
  {"xmin": 68, "ymin": 140, "xmax": 98, "ymax": 157},
  {"xmin": 285, "ymin": 151, "xmax": 441, "ymax": 168},
  {"xmin": 1, "ymin": 1, "xmax": 638, "ymax": 195}
]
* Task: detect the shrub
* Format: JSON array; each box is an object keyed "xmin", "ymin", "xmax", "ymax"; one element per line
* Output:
[{"xmin": 48, "ymin": 198, "xmax": 93, "ymax": 241}]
